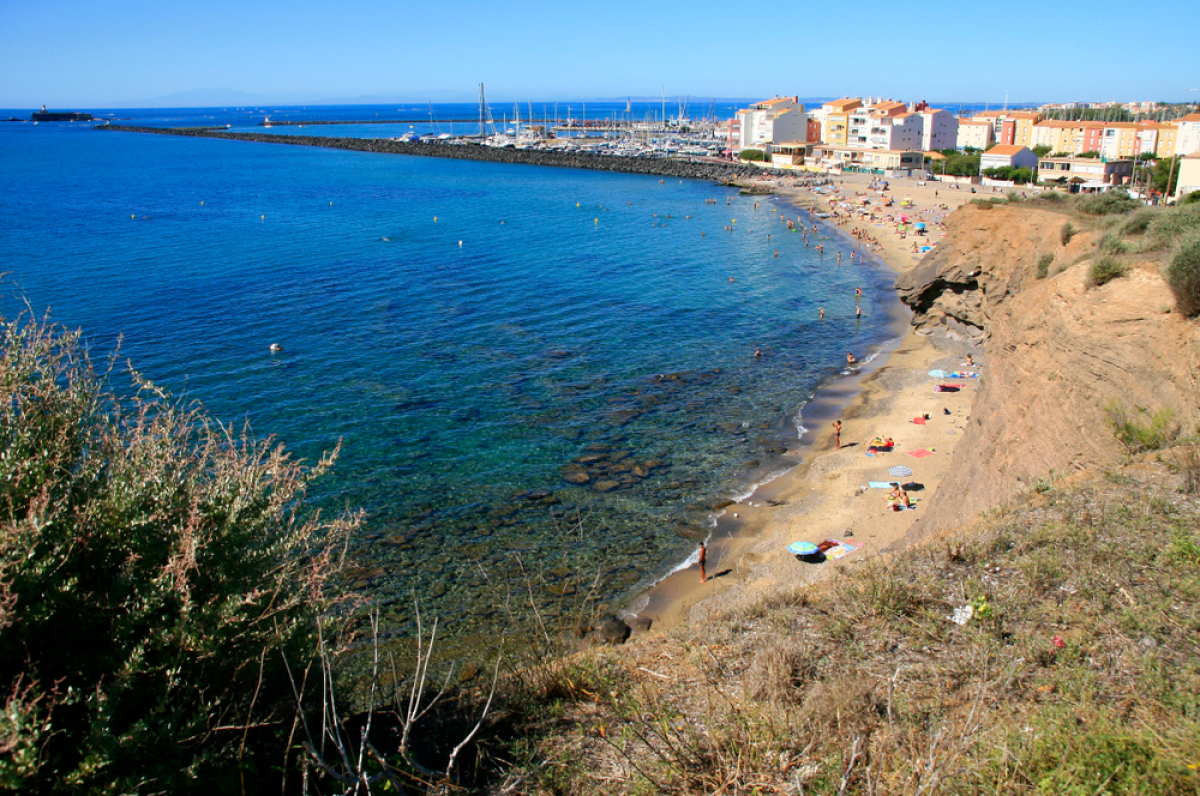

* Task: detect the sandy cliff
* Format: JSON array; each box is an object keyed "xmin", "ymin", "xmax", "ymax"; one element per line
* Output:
[{"xmin": 896, "ymin": 203, "xmax": 1200, "ymax": 536}]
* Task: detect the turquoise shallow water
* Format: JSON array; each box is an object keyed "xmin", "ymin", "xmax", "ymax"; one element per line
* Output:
[{"xmin": 0, "ymin": 106, "xmax": 897, "ymax": 636}]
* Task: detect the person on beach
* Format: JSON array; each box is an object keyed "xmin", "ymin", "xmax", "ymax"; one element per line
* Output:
[
  {"xmin": 832, "ymin": 419, "xmax": 842, "ymax": 449},
  {"xmin": 698, "ymin": 542, "xmax": 707, "ymax": 583}
]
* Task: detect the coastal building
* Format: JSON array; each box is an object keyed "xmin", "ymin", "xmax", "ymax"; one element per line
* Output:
[
  {"xmin": 811, "ymin": 145, "xmax": 925, "ymax": 174},
  {"xmin": 1098, "ymin": 123, "xmax": 1141, "ymax": 160},
  {"xmin": 770, "ymin": 141, "xmax": 814, "ymax": 169},
  {"xmin": 1176, "ymin": 152, "xmax": 1200, "ymax": 200},
  {"xmin": 1177, "ymin": 114, "xmax": 1200, "ymax": 156},
  {"xmin": 820, "ymin": 98, "xmax": 864, "ymax": 147},
  {"xmin": 972, "ymin": 110, "xmax": 1042, "ymax": 148},
  {"xmin": 918, "ymin": 108, "xmax": 959, "ymax": 151},
  {"xmin": 735, "ymin": 97, "xmax": 807, "ymax": 152},
  {"xmin": 980, "ymin": 144, "xmax": 1038, "ymax": 172},
  {"xmin": 1036, "ymin": 156, "xmax": 1133, "ymax": 188},
  {"xmin": 956, "ymin": 118, "xmax": 994, "ymax": 150}
]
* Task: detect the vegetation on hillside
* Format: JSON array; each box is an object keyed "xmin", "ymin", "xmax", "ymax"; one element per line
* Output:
[
  {"xmin": 0, "ymin": 312, "xmax": 357, "ymax": 793},
  {"xmin": 494, "ymin": 453, "xmax": 1200, "ymax": 794}
]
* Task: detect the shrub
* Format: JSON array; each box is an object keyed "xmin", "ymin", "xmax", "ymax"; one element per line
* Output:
[
  {"xmin": 1145, "ymin": 204, "xmax": 1200, "ymax": 251},
  {"xmin": 0, "ymin": 312, "xmax": 356, "ymax": 792},
  {"xmin": 1165, "ymin": 233, "xmax": 1200, "ymax": 317},
  {"xmin": 1097, "ymin": 231, "xmax": 1129, "ymax": 254},
  {"xmin": 1184, "ymin": 190, "xmax": 1200, "ymax": 205},
  {"xmin": 1088, "ymin": 256, "xmax": 1128, "ymax": 287},
  {"xmin": 739, "ymin": 149, "xmax": 765, "ymax": 162},
  {"xmin": 1104, "ymin": 402, "xmax": 1179, "ymax": 455},
  {"xmin": 1060, "ymin": 221, "xmax": 1076, "ymax": 245},
  {"xmin": 1035, "ymin": 252, "xmax": 1055, "ymax": 279},
  {"xmin": 1077, "ymin": 190, "xmax": 1141, "ymax": 216},
  {"xmin": 1121, "ymin": 207, "xmax": 1156, "ymax": 236}
]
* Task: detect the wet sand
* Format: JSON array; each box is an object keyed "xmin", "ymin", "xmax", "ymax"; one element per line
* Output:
[{"xmin": 629, "ymin": 172, "xmax": 980, "ymax": 631}]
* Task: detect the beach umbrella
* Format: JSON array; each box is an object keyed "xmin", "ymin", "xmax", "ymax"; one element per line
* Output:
[
  {"xmin": 787, "ymin": 540, "xmax": 819, "ymax": 556},
  {"xmin": 888, "ymin": 465, "xmax": 913, "ymax": 478}
]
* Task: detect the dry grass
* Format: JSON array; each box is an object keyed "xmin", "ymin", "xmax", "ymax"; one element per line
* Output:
[{"xmin": 494, "ymin": 456, "xmax": 1200, "ymax": 795}]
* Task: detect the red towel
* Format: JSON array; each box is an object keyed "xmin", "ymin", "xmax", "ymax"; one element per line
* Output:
[
  {"xmin": 911, "ymin": 417, "xmax": 926, "ymax": 425},
  {"xmin": 907, "ymin": 449, "xmax": 934, "ymax": 458}
]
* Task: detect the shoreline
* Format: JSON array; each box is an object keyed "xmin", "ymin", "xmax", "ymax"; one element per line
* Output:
[{"xmin": 628, "ymin": 172, "xmax": 978, "ymax": 632}]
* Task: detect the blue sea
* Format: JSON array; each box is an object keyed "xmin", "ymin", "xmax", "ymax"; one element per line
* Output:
[{"xmin": 0, "ymin": 103, "xmax": 902, "ymax": 637}]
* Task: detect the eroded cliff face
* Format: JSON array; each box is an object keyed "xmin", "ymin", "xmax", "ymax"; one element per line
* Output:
[{"xmin": 897, "ymin": 203, "xmax": 1200, "ymax": 537}]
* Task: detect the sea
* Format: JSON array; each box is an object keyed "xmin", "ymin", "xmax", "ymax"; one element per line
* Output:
[{"xmin": 0, "ymin": 102, "xmax": 906, "ymax": 641}]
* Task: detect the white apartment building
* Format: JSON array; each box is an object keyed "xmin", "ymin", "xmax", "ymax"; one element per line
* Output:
[
  {"xmin": 1177, "ymin": 114, "xmax": 1200, "ymax": 157},
  {"xmin": 919, "ymin": 108, "xmax": 959, "ymax": 151},
  {"xmin": 957, "ymin": 118, "xmax": 995, "ymax": 151},
  {"xmin": 736, "ymin": 97, "xmax": 807, "ymax": 151}
]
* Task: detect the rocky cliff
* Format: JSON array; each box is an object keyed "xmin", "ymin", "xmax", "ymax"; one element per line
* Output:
[{"xmin": 896, "ymin": 202, "xmax": 1200, "ymax": 536}]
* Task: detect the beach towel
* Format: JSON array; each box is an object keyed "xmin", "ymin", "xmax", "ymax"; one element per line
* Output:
[
  {"xmin": 927, "ymin": 369, "xmax": 949, "ymax": 378},
  {"xmin": 907, "ymin": 449, "xmax": 934, "ymax": 458},
  {"xmin": 868, "ymin": 481, "xmax": 895, "ymax": 489},
  {"xmin": 823, "ymin": 539, "xmax": 862, "ymax": 560},
  {"xmin": 911, "ymin": 417, "xmax": 926, "ymax": 425},
  {"xmin": 934, "ymin": 384, "xmax": 961, "ymax": 393}
]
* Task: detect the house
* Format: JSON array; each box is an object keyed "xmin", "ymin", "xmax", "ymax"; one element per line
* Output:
[
  {"xmin": 956, "ymin": 118, "xmax": 994, "ymax": 150},
  {"xmin": 811, "ymin": 145, "xmax": 926, "ymax": 174},
  {"xmin": 980, "ymin": 144, "xmax": 1038, "ymax": 172},
  {"xmin": 1098, "ymin": 123, "xmax": 1142, "ymax": 160},
  {"xmin": 1036, "ymin": 157, "xmax": 1133, "ymax": 189},
  {"xmin": 819, "ymin": 98, "xmax": 864, "ymax": 147},
  {"xmin": 1177, "ymin": 114, "xmax": 1200, "ymax": 157},
  {"xmin": 735, "ymin": 97, "xmax": 807, "ymax": 152},
  {"xmin": 1176, "ymin": 152, "xmax": 1200, "ymax": 200},
  {"xmin": 770, "ymin": 141, "xmax": 814, "ymax": 169},
  {"xmin": 918, "ymin": 108, "xmax": 959, "ymax": 151}
]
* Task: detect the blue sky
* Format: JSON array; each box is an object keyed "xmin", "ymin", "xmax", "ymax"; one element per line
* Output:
[{"xmin": 3, "ymin": 0, "xmax": 1197, "ymax": 108}]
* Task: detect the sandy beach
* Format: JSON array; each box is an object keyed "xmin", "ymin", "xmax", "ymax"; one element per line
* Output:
[{"xmin": 631, "ymin": 171, "xmax": 981, "ymax": 630}]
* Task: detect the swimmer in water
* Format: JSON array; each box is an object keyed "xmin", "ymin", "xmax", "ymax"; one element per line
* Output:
[
  {"xmin": 819, "ymin": 307, "xmax": 825, "ymax": 319},
  {"xmin": 846, "ymin": 352, "xmax": 857, "ymax": 365}
]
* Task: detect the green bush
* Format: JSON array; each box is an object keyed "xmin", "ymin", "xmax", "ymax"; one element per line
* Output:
[
  {"xmin": 1035, "ymin": 252, "xmax": 1055, "ymax": 279},
  {"xmin": 0, "ymin": 313, "xmax": 356, "ymax": 793},
  {"xmin": 1165, "ymin": 233, "xmax": 1200, "ymax": 317},
  {"xmin": 1121, "ymin": 207, "xmax": 1157, "ymax": 236},
  {"xmin": 1060, "ymin": 221, "xmax": 1076, "ymax": 245},
  {"xmin": 1077, "ymin": 190, "xmax": 1141, "ymax": 216},
  {"xmin": 1145, "ymin": 204, "xmax": 1200, "ymax": 251},
  {"xmin": 1088, "ymin": 256, "xmax": 1128, "ymax": 287},
  {"xmin": 739, "ymin": 149, "xmax": 765, "ymax": 162},
  {"xmin": 1098, "ymin": 231, "xmax": 1129, "ymax": 254},
  {"xmin": 1183, "ymin": 190, "xmax": 1200, "ymax": 205},
  {"xmin": 1104, "ymin": 402, "xmax": 1179, "ymax": 455}
]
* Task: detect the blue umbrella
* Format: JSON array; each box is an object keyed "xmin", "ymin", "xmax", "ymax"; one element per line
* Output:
[{"xmin": 787, "ymin": 541, "xmax": 819, "ymax": 556}]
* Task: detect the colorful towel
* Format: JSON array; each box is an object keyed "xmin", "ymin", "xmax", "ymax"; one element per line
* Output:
[
  {"xmin": 907, "ymin": 449, "xmax": 934, "ymax": 458},
  {"xmin": 823, "ymin": 539, "xmax": 863, "ymax": 560},
  {"xmin": 911, "ymin": 417, "xmax": 926, "ymax": 425}
]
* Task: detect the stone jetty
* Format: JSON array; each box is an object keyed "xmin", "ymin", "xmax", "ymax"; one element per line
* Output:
[{"xmin": 98, "ymin": 125, "xmax": 803, "ymax": 183}]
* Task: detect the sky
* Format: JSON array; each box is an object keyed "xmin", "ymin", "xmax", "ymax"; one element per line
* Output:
[{"xmin": 3, "ymin": 0, "xmax": 1198, "ymax": 109}]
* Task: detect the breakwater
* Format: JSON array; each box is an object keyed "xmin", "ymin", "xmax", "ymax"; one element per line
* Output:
[{"xmin": 99, "ymin": 125, "xmax": 799, "ymax": 182}]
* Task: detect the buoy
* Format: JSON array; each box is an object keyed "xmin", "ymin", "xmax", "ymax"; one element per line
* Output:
[
  {"xmin": 330, "ymin": 201, "xmax": 333, "ymax": 206},
  {"xmin": 200, "ymin": 201, "xmax": 204, "ymax": 206},
  {"xmin": 131, "ymin": 214, "xmax": 135, "ymax": 219},
  {"xmin": 434, "ymin": 216, "xmax": 437, "ymax": 221},
  {"xmin": 576, "ymin": 202, "xmax": 580, "ymax": 207},
  {"xmin": 595, "ymin": 218, "xmax": 598, "ymax": 224},
  {"xmin": 261, "ymin": 215, "xmax": 265, "ymax": 220},
  {"xmin": 458, "ymin": 240, "xmax": 463, "ymax": 247}
]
